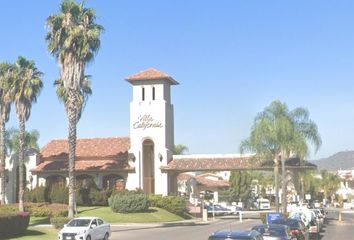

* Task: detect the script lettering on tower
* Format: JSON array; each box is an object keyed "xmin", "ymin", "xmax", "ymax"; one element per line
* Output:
[{"xmin": 133, "ymin": 114, "xmax": 163, "ymax": 130}]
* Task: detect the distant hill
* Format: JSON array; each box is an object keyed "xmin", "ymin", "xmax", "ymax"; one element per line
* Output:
[{"xmin": 310, "ymin": 151, "xmax": 354, "ymax": 171}]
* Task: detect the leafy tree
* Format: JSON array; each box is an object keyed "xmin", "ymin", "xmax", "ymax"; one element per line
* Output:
[
  {"xmin": 227, "ymin": 171, "xmax": 253, "ymax": 203},
  {"xmin": 0, "ymin": 62, "xmax": 14, "ymax": 204},
  {"xmin": 46, "ymin": 0, "xmax": 103, "ymax": 218},
  {"xmin": 320, "ymin": 170, "xmax": 340, "ymax": 201},
  {"xmin": 12, "ymin": 56, "xmax": 43, "ymax": 211},
  {"xmin": 174, "ymin": 144, "xmax": 189, "ymax": 155},
  {"xmin": 240, "ymin": 100, "xmax": 321, "ymax": 212},
  {"xmin": 6, "ymin": 127, "xmax": 40, "ymax": 154}
]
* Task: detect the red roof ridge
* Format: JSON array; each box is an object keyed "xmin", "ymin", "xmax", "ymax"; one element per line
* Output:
[
  {"xmin": 125, "ymin": 68, "xmax": 179, "ymax": 85},
  {"xmin": 41, "ymin": 137, "xmax": 131, "ymax": 159}
]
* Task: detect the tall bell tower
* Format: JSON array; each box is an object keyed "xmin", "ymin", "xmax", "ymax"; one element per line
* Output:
[{"xmin": 125, "ymin": 68, "xmax": 178, "ymax": 195}]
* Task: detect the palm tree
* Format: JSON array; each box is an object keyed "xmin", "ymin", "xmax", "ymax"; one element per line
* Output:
[
  {"xmin": 46, "ymin": 0, "xmax": 103, "ymax": 218},
  {"xmin": 54, "ymin": 76, "xmax": 92, "ymax": 121},
  {"xmin": 240, "ymin": 100, "xmax": 321, "ymax": 212},
  {"xmin": 0, "ymin": 62, "xmax": 14, "ymax": 204},
  {"xmin": 320, "ymin": 170, "xmax": 340, "ymax": 202},
  {"xmin": 12, "ymin": 56, "xmax": 43, "ymax": 211},
  {"xmin": 174, "ymin": 144, "xmax": 189, "ymax": 155},
  {"xmin": 6, "ymin": 128, "xmax": 40, "ymax": 155}
]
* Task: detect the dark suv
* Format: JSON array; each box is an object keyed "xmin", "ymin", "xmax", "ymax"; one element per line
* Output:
[{"xmin": 208, "ymin": 230, "xmax": 263, "ymax": 240}]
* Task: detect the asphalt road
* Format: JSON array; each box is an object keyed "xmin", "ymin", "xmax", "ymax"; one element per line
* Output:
[
  {"xmin": 110, "ymin": 218, "xmax": 261, "ymax": 240},
  {"xmin": 321, "ymin": 211, "xmax": 354, "ymax": 240},
  {"xmin": 109, "ymin": 211, "xmax": 354, "ymax": 240}
]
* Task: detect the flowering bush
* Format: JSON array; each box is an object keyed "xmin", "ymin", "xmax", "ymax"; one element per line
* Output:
[{"xmin": 0, "ymin": 212, "xmax": 30, "ymax": 237}]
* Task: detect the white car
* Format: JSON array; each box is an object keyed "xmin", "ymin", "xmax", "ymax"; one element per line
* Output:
[{"xmin": 58, "ymin": 217, "xmax": 111, "ymax": 240}]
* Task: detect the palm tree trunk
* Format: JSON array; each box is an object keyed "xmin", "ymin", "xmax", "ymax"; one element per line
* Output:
[
  {"xmin": 18, "ymin": 116, "xmax": 25, "ymax": 212},
  {"xmin": 274, "ymin": 157, "xmax": 280, "ymax": 213},
  {"xmin": 281, "ymin": 156, "xmax": 287, "ymax": 213},
  {"xmin": 67, "ymin": 89, "xmax": 77, "ymax": 218},
  {"xmin": 0, "ymin": 118, "xmax": 6, "ymax": 205}
]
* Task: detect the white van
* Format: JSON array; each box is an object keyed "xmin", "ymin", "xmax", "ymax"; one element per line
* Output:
[{"xmin": 256, "ymin": 198, "xmax": 270, "ymax": 210}]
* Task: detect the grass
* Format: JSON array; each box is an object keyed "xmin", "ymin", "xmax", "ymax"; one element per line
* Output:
[
  {"xmin": 2, "ymin": 227, "xmax": 58, "ymax": 240},
  {"xmin": 76, "ymin": 206, "xmax": 184, "ymax": 223},
  {"xmin": 29, "ymin": 216, "xmax": 50, "ymax": 226}
]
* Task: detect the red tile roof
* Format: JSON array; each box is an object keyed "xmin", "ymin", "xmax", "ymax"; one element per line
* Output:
[
  {"xmin": 164, "ymin": 155, "xmax": 257, "ymax": 171},
  {"xmin": 125, "ymin": 68, "xmax": 179, "ymax": 85},
  {"xmin": 163, "ymin": 155, "xmax": 317, "ymax": 171},
  {"xmin": 31, "ymin": 159, "xmax": 133, "ymax": 173},
  {"xmin": 177, "ymin": 173, "xmax": 229, "ymax": 188},
  {"xmin": 195, "ymin": 173, "xmax": 230, "ymax": 188},
  {"xmin": 41, "ymin": 137, "xmax": 130, "ymax": 158}
]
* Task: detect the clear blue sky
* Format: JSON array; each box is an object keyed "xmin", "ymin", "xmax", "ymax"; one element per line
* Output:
[{"xmin": 1, "ymin": 0, "xmax": 354, "ymax": 160}]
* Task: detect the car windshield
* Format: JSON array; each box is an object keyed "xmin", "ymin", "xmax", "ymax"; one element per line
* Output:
[
  {"xmin": 252, "ymin": 226, "xmax": 286, "ymax": 237},
  {"xmin": 67, "ymin": 219, "xmax": 92, "ymax": 227},
  {"xmin": 285, "ymin": 219, "xmax": 300, "ymax": 228}
]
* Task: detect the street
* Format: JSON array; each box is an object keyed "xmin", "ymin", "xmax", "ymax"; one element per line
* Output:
[{"xmin": 109, "ymin": 212, "xmax": 354, "ymax": 240}]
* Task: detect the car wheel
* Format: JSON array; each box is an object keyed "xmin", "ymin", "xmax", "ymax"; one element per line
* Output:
[
  {"xmin": 86, "ymin": 235, "xmax": 91, "ymax": 240},
  {"xmin": 103, "ymin": 233, "xmax": 109, "ymax": 240}
]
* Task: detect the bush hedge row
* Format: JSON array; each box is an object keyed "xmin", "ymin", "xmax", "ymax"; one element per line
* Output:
[
  {"xmin": 0, "ymin": 203, "xmax": 67, "ymax": 218},
  {"xmin": 149, "ymin": 195, "xmax": 189, "ymax": 217},
  {"xmin": 51, "ymin": 217, "xmax": 72, "ymax": 229},
  {"xmin": 25, "ymin": 185, "xmax": 112, "ymax": 206},
  {"xmin": 0, "ymin": 212, "xmax": 30, "ymax": 237},
  {"xmin": 109, "ymin": 190, "xmax": 150, "ymax": 213}
]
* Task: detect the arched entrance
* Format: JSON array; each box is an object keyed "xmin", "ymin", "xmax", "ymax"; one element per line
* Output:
[
  {"xmin": 142, "ymin": 139, "xmax": 154, "ymax": 194},
  {"xmin": 46, "ymin": 175, "xmax": 66, "ymax": 187},
  {"xmin": 103, "ymin": 174, "xmax": 125, "ymax": 190},
  {"xmin": 76, "ymin": 174, "xmax": 96, "ymax": 189}
]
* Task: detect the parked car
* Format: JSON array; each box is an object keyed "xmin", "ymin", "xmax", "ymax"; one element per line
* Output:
[
  {"xmin": 58, "ymin": 217, "xmax": 111, "ymax": 240},
  {"xmin": 271, "ymin": 218, "xmax": 309, "ymax": 240},
  {"xmin": 250, "ymin": 198, "xmax": 271, "ymax": 210},
  {"xmin": 309, "ymin": 209, "xmax": 324, "ymax": 228},
  {"xmin": 205, "ymin": 204, "xmax": 232, "ymax": 216},
  {"xmin": 208, "ymin": 230, "xmax": 263, "ymax": 240},
  {"xmin": 224, "ymin": 205, "xmax": 243, "ymax": 215},
  {"xmin": 251, "ymin": 224, "xmax": 296, "ymax": 240},
  {"xmin": 308, "ymin": 217, "xmax": 320, "ymax": 240}
]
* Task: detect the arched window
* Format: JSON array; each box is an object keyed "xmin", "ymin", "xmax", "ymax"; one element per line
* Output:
[
  {"xmin": 103, "ymin": 174, "xmax": 125, "ymax": 190},
  {"xmin": 46, "ymin": 175, "xmax": 66, "ymax": 187},
  {"xmin": 152, "ymin": 86, "xmax": 155, "ymax": 100},
  {"xmin": 76, "ymin": 174, "xmax": 96, "ymax": 189}
]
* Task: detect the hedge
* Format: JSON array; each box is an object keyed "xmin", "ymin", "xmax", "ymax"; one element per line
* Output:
[
  {"xmin": 149, "ymin": 195, "xmax": 189, "ymax": 218},
  {"xmin": 26, "ymin": 186, "xmax": 112, "ymax": 206},
  {"xmin": 0, "ymin": 212, "xmax": 30, "ymax": 237},
  {"xmin": 0, "ymin": 203, "xmax": 67, "ymax": 218},
  {"xmin": 109, "ymin": 190, "xmax": 150, "ymax": 213},
  {"xmin": 51, "ymin": 217, "xmax": 72, "ymax": 229}
]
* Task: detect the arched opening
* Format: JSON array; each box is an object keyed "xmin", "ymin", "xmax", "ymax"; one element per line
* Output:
[
  {"xmin": 103, "ymin": 174, "xmax": 125, "ymax": 190},
  {"xmin": 142, "ymin": 139, "xmax": 155, "ymax": 194},
  {"xmin": 76, "ymin": 174, "xmax": 96, "ymax": 189},
  {"xmin": 46, "ymin": 175, "xmax": 66, "ymax": 187}
]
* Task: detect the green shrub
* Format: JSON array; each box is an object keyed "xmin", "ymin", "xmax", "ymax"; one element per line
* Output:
[
  {"xmin": 24, "ymin": 186, "xmax": 49, "ymax": 203},
  {"xmin": 0, "ymin": 212, "xmax": 30, "ymax": 237},
  {"xmin": 0, "ymin": 204, "xmax": 17, "ymax": 215},
  {"xmin": 77, "ymin": 188, "xmax": 91, "ymax": 206},
  {"xmin": 24, "ymin": 202, "xmax": 68, "ymax": 217},
  {"xmin": 148, "ymin": 195, "xmax": 188, "ymax": 217},
  {"xmin": 109, "ymin": 191, "xmax": 150, "ymax": 213},
  {"xmin": 50, "ymin": 185, "xmax": 68, "ymax": 204},
  {"xmin": 30, "ymin": 207, "xmax": 52, "ymax": 217},
  {"xmin": 51, "ymin": 217, "xmax": 71, "ymax": 229},
  {"xmin": 90, "ymin": 188, "xmax": 110, "ymax": 206}
]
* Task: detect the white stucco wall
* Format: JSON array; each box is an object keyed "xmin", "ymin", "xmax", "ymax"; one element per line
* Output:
[
  {"xmin": 126, "ymin": 79, "xmax": 175, "ymax": 195},
  {"xmin": 0, "ymin": 150, "xmax": 39, "ymax": 204}
]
